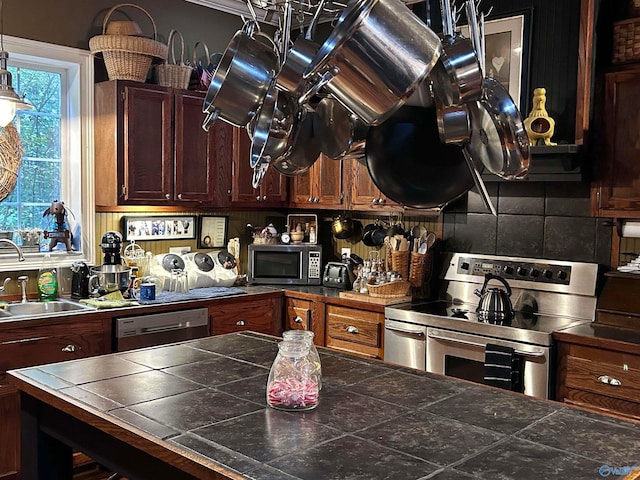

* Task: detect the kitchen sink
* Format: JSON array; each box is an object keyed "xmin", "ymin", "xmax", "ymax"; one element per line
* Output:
[{"xmin": 1, "ymin": 299, "xmax": 96, "ymax": 317}]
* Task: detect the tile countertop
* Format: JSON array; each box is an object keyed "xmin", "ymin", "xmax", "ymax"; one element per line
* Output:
[{"xmin": 8, "ymin": 332, "xmax": 640, "ymax": 480}]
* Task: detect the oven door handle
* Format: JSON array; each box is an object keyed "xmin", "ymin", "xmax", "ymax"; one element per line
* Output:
[
  {"xmin": 427, "ymin": 332, "xmax": 546, "ymax": 358},
  {"xmin": 385, "ymin": 325, "xmax": 426, "ymax": 337}
]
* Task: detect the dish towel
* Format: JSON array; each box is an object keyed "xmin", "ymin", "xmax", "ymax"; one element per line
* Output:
[{"xmin": 484, "ymin": 343, "xmax": 523, "ymax": 392}]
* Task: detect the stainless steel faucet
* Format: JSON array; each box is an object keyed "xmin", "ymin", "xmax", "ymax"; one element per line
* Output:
[
  {"xmin": 0, "ymin": 238, "xmax": 25, "ymax": 261},
  {"xmin": 0, "ymin": 277, "xmax": 10, "ymax": 295},
  {"xmin": 17, "ymin": 275, "xmax": 28, "ymax": 302}
]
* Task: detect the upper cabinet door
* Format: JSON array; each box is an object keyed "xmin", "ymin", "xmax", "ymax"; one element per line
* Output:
[
  {"xmin": 174, "ymin": 91, "xmax": 228, "ymax": 204},
  {"xmin": 122, "ymin": 85, "xmax": 173, "ymax": 203},
  {"xmin": 230, "ymin": 127, "xmax": 288, "ymax": 207},
  {"xmin": 593, "ymin": 67, "xmax": 640, "ymax": 217},
  {"xmin": 349, "ymin": 158, "xmax": 401, "ymax": 211},
  {"xmin": 290, "ymin": 154, "xmax": 343, "ymax": 209}
]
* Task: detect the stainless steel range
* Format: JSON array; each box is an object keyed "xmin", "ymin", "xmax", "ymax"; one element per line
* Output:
[{"xmin": 384, "ymin": 253, "xmax": 600, "ymax": 399}]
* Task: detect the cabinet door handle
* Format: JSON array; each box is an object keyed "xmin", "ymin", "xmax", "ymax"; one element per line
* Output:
[
  {"xmin": 262, "ymin": 195, "xmax": 267, "ymax": 201},
  {"xmin": 236, "ymin": 320, "xmax": 246, "ymax": 326},
  {"xmin": 61, "ymin": 344, "xmax": 79, "ymax": 352},
  {"xmin": 308, "ymin": 197, "xmax": 313, "ymax": 203},
  {"xmin": 346, "ymin": 325, "xmax": 359, "ymax": 334},
  {"xmin": 177, "ymin": 193, "xmax": 183, "ymax": 200},
  {"xmin": 293, "ymin": 316, "xmax": 303, "ymax": 323},
  {"xmin": 598, "ymin": 375, "xmax": 622, "ymax": 386},
  {"xmin": 165, "ymin": 193, "xmax": 170, "ymax": 199}
]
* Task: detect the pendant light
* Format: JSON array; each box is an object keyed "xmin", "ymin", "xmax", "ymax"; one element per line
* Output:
[{"xmin": 0, "ymin": 0, "xmax": 33, "ymax": 127}]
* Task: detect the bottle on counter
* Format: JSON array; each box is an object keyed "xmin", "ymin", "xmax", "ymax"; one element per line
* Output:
[
  {"xmin": 266, "ymin": 335, "xmax": 320, "ymax": 411},
  {"xmin": 37, "ymin": 253, "xmax": 58, "ymax": 301}
]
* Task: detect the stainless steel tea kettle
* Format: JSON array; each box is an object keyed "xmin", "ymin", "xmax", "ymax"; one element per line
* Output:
[{"xmin": 474, "ymin": 273, "xmax": 515, "ymax": 323}]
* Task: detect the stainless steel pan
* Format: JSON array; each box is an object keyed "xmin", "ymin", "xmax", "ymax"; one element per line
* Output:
[{"xmin": 301, "ymin": 0, "xmax": 442, "ymax": 126}]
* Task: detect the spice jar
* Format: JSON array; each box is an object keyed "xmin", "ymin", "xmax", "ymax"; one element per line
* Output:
[{"xmin": 266, "ymin": 337, "xmax": 320, "ymax": 411}]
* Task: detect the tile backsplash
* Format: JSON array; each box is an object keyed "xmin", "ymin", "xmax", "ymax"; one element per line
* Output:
[{"xmin": 442, "ymin": 182, "xmax": 613, "ymax": 267}]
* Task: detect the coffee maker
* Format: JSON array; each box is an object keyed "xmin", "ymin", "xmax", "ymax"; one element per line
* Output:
[
  {"xmin": 70, "ymin": 261, "xmax": 91, "ymax": 299},
  {"xmin": 100, "ymin": 231, "xmax": 123, "ymax": 265}
]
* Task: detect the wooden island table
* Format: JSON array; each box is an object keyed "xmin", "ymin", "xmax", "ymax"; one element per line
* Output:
[{"xmin": 8, "ymin": 332, "xmax": 640, "ymax": 480}]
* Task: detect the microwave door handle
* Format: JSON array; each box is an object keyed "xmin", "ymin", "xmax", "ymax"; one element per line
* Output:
[{"xmin": 427, "ymin": 332, "xmax": 546, "ymax": 358}]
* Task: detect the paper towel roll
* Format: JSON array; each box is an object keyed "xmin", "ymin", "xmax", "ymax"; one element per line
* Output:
[{"xmin": 622, "ymin": 221, "xmax": 640, "ymax": 238}]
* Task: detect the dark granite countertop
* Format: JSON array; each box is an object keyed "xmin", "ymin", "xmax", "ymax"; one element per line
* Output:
[{"xmin": 9, "ymin": 332, "xmax": 640, "ymax": 480}]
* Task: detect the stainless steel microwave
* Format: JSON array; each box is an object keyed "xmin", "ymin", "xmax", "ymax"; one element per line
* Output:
[{"xmin": 248, "ymin": 244, "xmax": 322, "ymax": 285}]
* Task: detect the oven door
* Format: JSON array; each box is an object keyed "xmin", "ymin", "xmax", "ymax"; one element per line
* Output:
[
  {"xmin": 384, "ymin": 319, "xmax": 428, "ymax": 370},
  {"xmin": 426, "ymin": 327, "xmax": 551, "ymax": 399}
]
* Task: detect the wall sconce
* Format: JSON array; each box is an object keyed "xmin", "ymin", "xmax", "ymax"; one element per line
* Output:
[{"xmin": 0, "ymin": 0, "xmax": 33, "ymax": 127}]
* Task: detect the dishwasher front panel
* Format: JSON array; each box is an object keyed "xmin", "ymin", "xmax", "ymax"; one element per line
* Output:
[{"xmin": 115, "ymin": 308, "xmax": 209, "ymax": 351}]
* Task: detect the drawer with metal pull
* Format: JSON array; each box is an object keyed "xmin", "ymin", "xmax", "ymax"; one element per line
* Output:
[{"xmin": 325, "ymin": 305, "xmax": 383, "ymax": 359}]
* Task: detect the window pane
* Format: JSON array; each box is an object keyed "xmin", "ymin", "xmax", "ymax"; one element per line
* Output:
[
  {"xmin": 8, "ymin": 66, "xmax": 61, "ymax": 115},
  {"xmin": 18, "ymin": 159, "xmax": 61, "ymax": 204},
  {"xmin": 19, "ymin": 115, "xmax": 61, "ymax": 159}
]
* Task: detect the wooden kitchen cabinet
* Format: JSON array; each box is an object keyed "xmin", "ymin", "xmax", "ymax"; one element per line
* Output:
[
  {"xmin": 284, "ymin": 297, "xmax": 326, "ymax": 346},
  {"xmin": 348, "ymin": 158, "xmax": 402, "ymax": 211},
  {"xmin": 289, "ymin": 155, "xmax": 344, "ymax": 209},
  {"xmin": 227, "ymin": 127, "xmax": 288, "ymax": 208},
  {"xmin": 325, "ymin": 304, "xmax": 384, "ymax": 359},
  {"xmin": 94, "ymin": 80, "xmax": 230, "ymax": 207},
  {"xmin": 210, "ymin": 294, "xmax": 283, "ymax": 336},
  {"xmin": 556, "ymin": 340, "xmax": 640, "ymax": 421},
  {"xmin": 0, "ymin": 316, "xmax": 112, "ymax": 479},
  {"xmin": 592, "ymin": 66, "xmax": 640, "ymax": 217}
]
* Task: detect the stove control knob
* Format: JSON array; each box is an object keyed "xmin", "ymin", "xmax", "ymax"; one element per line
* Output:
[
  {"xmin": 503, "ymin": 265, "xmax": 514, "ymax": 275},
  {"xmin": 558, "ymin": 270, "xmax": 568, "ymax": 280},
  {"xmin": 530, "ymin": 268, "xmax": 540, "ymax": 277},
  {"xmin": 542, "ymin": 269, "xmax": 553, "ymax": 279},
  {"xmin": 517, "ymin": 266, "xmax": 528, "ymax": 276}
]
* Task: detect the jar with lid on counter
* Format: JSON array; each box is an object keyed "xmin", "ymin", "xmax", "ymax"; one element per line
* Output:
[{"xmin": 266, "ymin": 334, "xmax": 321, "ymax": 411}]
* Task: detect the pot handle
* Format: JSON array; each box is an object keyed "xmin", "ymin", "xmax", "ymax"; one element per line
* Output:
[
  {"xmin": 480, "ymin": 273, "xmax": 512, "ymax": 297},
  {"xmin": 299, "ymin": 66, "xmax": 340, "ymax": 104},
  {"xmin": 201, "ymin": 109, "xmax": 219, "ymax": 132}
]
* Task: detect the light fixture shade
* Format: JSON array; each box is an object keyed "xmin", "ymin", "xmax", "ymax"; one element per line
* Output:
[{"xmin": 0, "ymin": 51, "xmax": 34, "ymax": 127}]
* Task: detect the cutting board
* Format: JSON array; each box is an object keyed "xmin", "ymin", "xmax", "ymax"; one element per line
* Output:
[{"xmin": 339, "ymin": 290, "xmax": 412, "ymax": 305}]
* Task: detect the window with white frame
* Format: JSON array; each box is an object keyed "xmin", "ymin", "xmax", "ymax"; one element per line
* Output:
[{"xmin": 0, "ymin": 36, "xmax": 95, "ymax": 269}]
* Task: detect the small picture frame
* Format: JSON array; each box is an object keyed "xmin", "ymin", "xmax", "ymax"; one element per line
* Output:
[
  {"xmin": 122, "ymin": 216, "xmax": 196, "ymax": 241},
  {"xmin": 197, "ymin": 215, "xmax": 229, "ymax": 249}
]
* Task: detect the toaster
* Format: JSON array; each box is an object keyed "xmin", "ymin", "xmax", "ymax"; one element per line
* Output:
[{"xmin": 322, "ymin": 262, "xmax": 353, "ymax": 290}]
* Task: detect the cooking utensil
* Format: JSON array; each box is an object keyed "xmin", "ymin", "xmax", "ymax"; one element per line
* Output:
[
  {"xmin": 161, "ymin": 253, "xmax": 186, "ymax": 272},
  {"xmin": 193, "ymin": 252, "xmax": 214, "ymax": 272},
  {"xmin": 271, "ymin": 109, "xmax": 322, "ymax": 176},
  {"xmin": 217, "ymin": 251, "xmax": 237, "ymax": 269},
  {"xmin": 474, "ymin": 273, "xmax": 515, "ymax": 324},
  {"xmin": 314, "ymin": 97, "xmax": 360, "ymax": 160},
  {"xmin": 301, "ymin": 0, "xmax": 442, "ymax": 126},
  {"xmin": 202, "ymin": 21, "xmax": 279, "ymax": 130},
  {"xmin": 88, "ymin": 265, "xmax": 132, "ymax": 295},
  {"xmin": 275, "ymin": 0, "xmax": 325, "ymax": 98},
  {"xmin": 250, "ymin": 80, "xmax": 300, "ymax": 169},
  {"xmin": 364, "ymin": 105, "xmax": 473, "ymax": 209},
  {"xmin": 331, "ymin": 215, "xmax": 354, "ymax": 240},
  {"xmin": 428, "ymin": 0, "xmax": 483, "ymax": 107},
  {"xmin": 464, "ymin": 1, "xmax": 530, "ymax": 179}
]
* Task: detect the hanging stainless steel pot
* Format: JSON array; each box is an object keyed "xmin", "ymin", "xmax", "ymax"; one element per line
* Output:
[
  {"xmin": 313, "ymin": 97, "xmax": 369, "ymax": 160},
  {"xmin": 428, "ymin": 0, "xmax": 483, "ymax": 107},
  {"xmin": 474, "ymin": 273, "xmax": 515, "ymax": 324},
  {"xmin": 464, "ymin": 3, "xmax": 529, "ymax": 179},
  {"xmin": 300, "ymin": 0, "xmax": 442, "ymax": 126},
  {"xmin": 202, "ymin": 21, "xmax": 279, "ymax": 130},
  {"xmin": 250, "ymin": 81, "xmax": 300, "ymax": 169},
  {"xmin": 272, "ymin": 110, "xmax": 322, "ymax": 176},
  {"xmin": 275, "ymin": 0, "xmax": 326, "ymax": 98}
]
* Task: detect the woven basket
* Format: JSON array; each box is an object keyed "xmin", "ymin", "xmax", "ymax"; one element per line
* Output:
[
  {"xmin": 0, "ymin": 123, "xmax": 24, "ymax": 202},
  {"xmin": 613, "ymin": 17, "xmax": 640, "ymax": 64},
  {"xmin": 187, "ymin": 41, "xmax": 213, "ymax": 91},
  {"xmin": 89, "ymin": 3, "xmax": 167, "ymax": 82},
  {"xmin": 408, "ymin": 251, "xmax": 427, "ymax": 287},
  {"xmin": 367, "ymin": 280, "xmax": 411, "ymax": 298},
  {"xmin": 156, "ymin": 30, "xmax": 192, "ymax": 89},
  {"xmin": 390, "ymin": 250, "xmax": 410, "ymax": 281}
]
